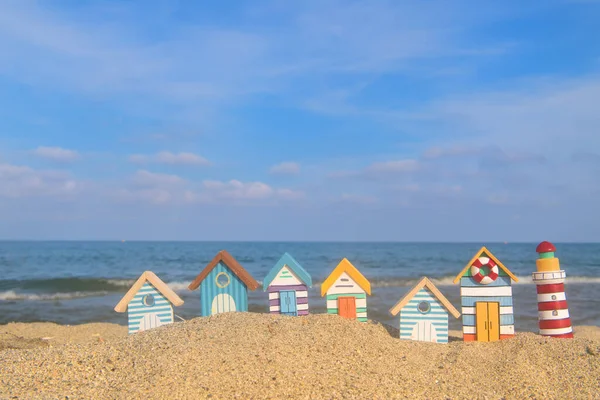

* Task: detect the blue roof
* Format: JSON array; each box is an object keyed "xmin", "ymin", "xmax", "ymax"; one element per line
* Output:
[{"xmin": 262, "ymin": 252, "xmax": 312, "ymax": 291}]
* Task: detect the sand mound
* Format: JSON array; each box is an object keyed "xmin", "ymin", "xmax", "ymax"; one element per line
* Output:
[{"xmin": 1, "ymin": 314, "xmax": 599, "ymax": 399}]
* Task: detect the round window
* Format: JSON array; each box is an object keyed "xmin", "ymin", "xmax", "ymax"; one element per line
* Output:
[
  {"xmin": 551, "ymin": 294, "xmax": 557, "ymax": 300},
  {"xmin": 215, "ymin": 272, "xmax": 231, "ymax": 288},
  {"xmin": 417, "ymin": 301, "xmax": 431, "ymax": 314},
  {"xmin": 142, "ymin": 294, "xmax": 155, "ymax": 307},
  {"xmin": 552, "ymin": 310, "xmax": 559, "ymax": 316}
]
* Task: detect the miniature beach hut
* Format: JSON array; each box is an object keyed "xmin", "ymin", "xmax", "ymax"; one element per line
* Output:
[
  {"xmin": 188, "ymin": 250, "xmax": 260, "ymax": 317},
  {"xmin": 114, "ymin": 271, "xmax": 184, "ymax": 334},
  {"xmin": 321, "ymin": 258, "xmax": 371, "ymax": 322},
  {"xmin": 454, "ymin": 246, "xmax": 518, "ymax": 342},
  {"xmin": 263, "ymin": 252, "xmax": 312, "ymax": 316},
  {"xmin": 389, "ymin": 277, "xmax": 460, "ymax": 343}
]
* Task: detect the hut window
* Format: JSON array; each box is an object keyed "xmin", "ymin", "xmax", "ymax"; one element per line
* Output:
[
  {"xmin": 417, "ymin": 301, "xmax": 431, "ymax": 314},
  {"xmin": 215, "ymin": 272, "xmax": 231, "ymax": 288},
  {"xmin": 142, "ymin": 294, "xmax": 155, "ymax": 307}
]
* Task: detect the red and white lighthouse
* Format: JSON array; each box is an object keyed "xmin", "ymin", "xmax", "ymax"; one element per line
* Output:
[{"xmin": 533, "ymin": 241, "xmax": 573, "ymax": 338}]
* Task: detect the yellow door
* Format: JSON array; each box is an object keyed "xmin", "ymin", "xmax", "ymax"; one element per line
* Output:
[
  {"xmin": 488, "ymin": 302, "xmax": 500, "ymax": 341},
  {"xmin": 476, "ymin": 302, "xmax": 500, "ymax": 342}
]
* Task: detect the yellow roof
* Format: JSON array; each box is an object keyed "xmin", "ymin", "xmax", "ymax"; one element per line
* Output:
[
  {"xmin": 114, "ymin": 271, "xmax": 184, "ymax": 313},
  {"xmin": 389, "ymin": 277, "xmax": 460, "ymax": 318},
  {"xmin": 320, "ymin": 258, "xmax": 371, "ymax": 296},
  {"xmin": 453, "ymin": 246, "xmax": 519, "ymax": 284}
]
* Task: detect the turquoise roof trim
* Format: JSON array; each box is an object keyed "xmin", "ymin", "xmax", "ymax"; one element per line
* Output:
[{"xmin": 263, "ymin": 252, "xmax": 312, "ymax": 291}]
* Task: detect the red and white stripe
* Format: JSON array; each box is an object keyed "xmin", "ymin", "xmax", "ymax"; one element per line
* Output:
[{"xmin": 534, "ymin": 280, "xmax": 573, "ymax": 338}]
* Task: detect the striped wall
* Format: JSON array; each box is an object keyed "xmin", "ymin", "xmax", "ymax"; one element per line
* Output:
[
  {"xmin": 127, "ymin": 282, "xmax": 173, "ymax": 334},
  {"xmin": 199, "ymin": 261, "xmax": 248, "ymax": 317},
  {"xmin": 399, "ymin": 287, "xmax": 449, "ymax": 343},
  {"xmin": 459, "ymin": 275, "xmax": 515, "ymax": 340},
  {"xmin": 326, "ymin": 272, "xmax": 367, "ymax": 322},
  {"xmin": 267, "ymin": 284, "xmax": 309, "ymax": 315}
]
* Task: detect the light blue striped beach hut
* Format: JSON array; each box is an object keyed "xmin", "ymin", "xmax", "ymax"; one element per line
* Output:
[
  {"xmin": 389, "ymin": 277, "xmax": 460, "ymax": 343},
  {"xmin": 188, "ymin": 250, "xmax": 260, "ymax": 317},
  {"xmin": 114, "ymin": 271, "xmax": 184, "ymax": 334}
]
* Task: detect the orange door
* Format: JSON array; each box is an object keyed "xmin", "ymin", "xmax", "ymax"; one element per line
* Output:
[{"xmin": 338, "ymin": 297, "xmax": 356, "ymax": 319}]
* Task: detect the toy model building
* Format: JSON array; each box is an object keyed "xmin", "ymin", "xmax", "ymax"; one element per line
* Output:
[
  {"xmin": 114, "ymin": 271, "xmax": 184, "ymax": 334},
  {"xmin": 188, "ymin": 250, "xmax": 260, "ymax": 317},
  {"xmin": 263, "ymin": 252, "xmax": 312, "ymax": 316},
  {"xmin": 321, "ymin": 258, "xmax": 371, "ymax": 322},
  {"xmin": 533, "ymin": 241, "xmax": 574, "ymax": 338},
  {"xmin": 389, "ymin": 277, "xmax": 460, "ymax": 343},
  {"xmin": 454, "ymin": 246, "xmax": 519, "ymax": 342}
]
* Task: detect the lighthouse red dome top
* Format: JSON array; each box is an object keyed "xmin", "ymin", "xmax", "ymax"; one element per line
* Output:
[{"xmin": 536, "ymin": 241, "xmax": 556, "ymax": 253}]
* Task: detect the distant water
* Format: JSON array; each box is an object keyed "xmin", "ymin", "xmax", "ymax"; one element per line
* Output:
[{"xmin": 1, "ymin": 241, "xmax": 599, "ymax": 332}]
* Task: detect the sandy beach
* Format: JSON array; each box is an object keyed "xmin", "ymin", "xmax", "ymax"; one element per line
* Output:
[{"xmin": 1, "ymin": 313, "xmax": 599, "ymax": 399}]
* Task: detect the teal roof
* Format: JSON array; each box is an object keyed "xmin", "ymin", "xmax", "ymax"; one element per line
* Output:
[{"xmin": 262, "ymin": 252, "xmax": 312, "ymax": 291}]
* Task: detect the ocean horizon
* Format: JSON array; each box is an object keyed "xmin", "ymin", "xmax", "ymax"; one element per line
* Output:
[{"xmin": 1, "ymin": 240, "xmax": 599, "ymax": 331}]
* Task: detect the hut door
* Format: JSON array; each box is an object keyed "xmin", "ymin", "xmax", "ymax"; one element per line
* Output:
[
  {"xmin": 280, "ymin": 291, "xmax": 297, "ymax": 316},
  {"xmin": 338, "ymin": 297, "xmax": 356, "ymax": 319},
  {"xmin": 211, "ymin": 293, "xmax": 237, "ymax": 315},
  {"xmin": 410, "ymin": 321, "xmax": 438, "ymax": 343},
  {"xmin": 139, "ymin": 313, "xmax": 163, "ymax": 332},
  {"xmin": 476, "ymin": 302, "xmax": 500, "ymax": 342}
]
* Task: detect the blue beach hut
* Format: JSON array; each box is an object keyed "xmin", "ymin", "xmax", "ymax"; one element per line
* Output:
[
  {"xmin": 114, "ymin": 271, "xmax": 184, "ymax": 334},
  {"xmin": 188, "ymin": 250, "xmax": 260, "ymax": 316},
  {"xmin": 263, "ymin": 252, "xmax": 312, "ymax": 316},
  {"xmin": 389, "ymin": 277, "xmax": 460, "ymax": 343}
]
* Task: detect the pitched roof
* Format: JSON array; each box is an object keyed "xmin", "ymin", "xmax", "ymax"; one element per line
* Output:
[
  {"xmin": 188, "ymin": 250, "xmax": 260, "ymax": 291},
  {"xmin": 389, "ymin": 277, "xmax": 460, "ymax": 318},
  {"xmin": 114, "ymin": 271, "xmax": 184, "ymax": 313},
  {"xmin": 320, "ymin": 258, "xmax": 371, "ymax": 297},
  {"xmin": 262, "ymin": 252, "xmax": 312, "ymax": 291},
  {"xmin": 453, "ymin": 246, "xmax": 519, "ymax": 284}
]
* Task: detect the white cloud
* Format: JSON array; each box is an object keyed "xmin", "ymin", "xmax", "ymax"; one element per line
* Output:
[
  {"xmin": 269, "ymin": 162, "xmax": 300, "ymax": 175},
  {"xmin": 129, "ymin": 152, "xmax": 210, "ymax": 166},
  {"xmin": 0, "ymin": 163, "xmax": 79, "ymax": 198},
  {"xmin": 365, "ymin": 159, "xmax": 420, "ymax": 174},
  {"xmin": 339, "ymin": 193, "xmax": 378, "ymax": 204},
  {"xmin": 32, "ymin": 146, "xmax": 80, "ymax": 162},
  {"xmin": 131, "ymin": 170, "xmax": 185, "ymax": 187}
]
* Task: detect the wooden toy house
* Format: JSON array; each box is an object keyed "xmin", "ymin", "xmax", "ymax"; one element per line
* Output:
[
  {"xmin": 389, "ymin": 277, "xmax": 460, "ymax": 343},
  {"xmin": 188, "ymin": 250, "xmax": 260, "ymax": 316},
  {"xmin": 263, "ymin": 252, "xmax": 312, "ymax": 316},
  {"xmin": 321, "ymin": 258, "xmax": 371, "ymax": 322},
  {"xmin": 454, "ymin": 246, "xmax": 519, "ymax": 342},
  {"xmin": 114, "ymin": 271, "xmax": 184, "ymax": 334}
]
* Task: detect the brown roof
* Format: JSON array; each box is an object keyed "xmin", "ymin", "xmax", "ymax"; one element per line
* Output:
[{"xmin": 188, "ymin": 250, "xmax": 260, "ymax": 291}]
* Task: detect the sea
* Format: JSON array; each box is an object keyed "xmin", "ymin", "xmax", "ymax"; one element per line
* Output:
[{"xmin": 1, "ymin": 241, "xmax": 599, "ymax": 332}]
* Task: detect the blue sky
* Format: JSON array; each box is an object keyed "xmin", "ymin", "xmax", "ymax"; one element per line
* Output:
[{"xmin": 1, "ymin": 0, "xmax": 599, "ymax": 241}]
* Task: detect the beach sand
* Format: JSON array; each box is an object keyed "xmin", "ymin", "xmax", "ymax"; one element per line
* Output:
[{"xmin": 1, "ymin": 313, "xmax": 599, "ymax": 399}]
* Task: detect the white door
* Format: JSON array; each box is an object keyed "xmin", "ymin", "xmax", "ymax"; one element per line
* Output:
[
  {"xmin": 411, "ymin": 321, "xmax": 438, "ymax": 343},
  {"xmin": 138, "ymin": 313, "xmax": 164, "ymax": 332},
  {"xmin": 211, "ymin": 293, "xmax": 237, "ymax": 315}
]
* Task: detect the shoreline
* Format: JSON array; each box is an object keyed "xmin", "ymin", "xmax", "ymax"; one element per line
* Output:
[{"xmin": 1, "ymin": 314, "xmax": 599, "ymax": 399}]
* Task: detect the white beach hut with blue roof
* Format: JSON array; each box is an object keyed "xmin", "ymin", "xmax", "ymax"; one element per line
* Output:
[{"xmin": 263, "ymin": 252, "xmax": 312, "ymax": 316}]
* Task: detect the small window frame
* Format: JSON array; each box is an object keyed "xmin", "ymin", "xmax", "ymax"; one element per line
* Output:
[
  {"xmin": 142, "ymin": 294, "xmax": 155, "ymax": 307},
  {"xmin": 417, "ymin": 300, "xmax": 431, "ymax": 314},
  {"xmin": 215, "ymin": 272, "xmax": 231, "ymax": 288}
]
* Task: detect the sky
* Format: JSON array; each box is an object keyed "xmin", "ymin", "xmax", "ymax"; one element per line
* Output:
[{"xmin": 0, "ymin": 0, "xmax": 599, "ymax": 241}]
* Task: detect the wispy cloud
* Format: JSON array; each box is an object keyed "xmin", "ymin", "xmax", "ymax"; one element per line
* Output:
[
  {"xmin": 129, "ymin": 151, "xmax": 210, "ymax": 166},
  {"xmin": 0, "ymin": 163, "xmax": 79, "ymax": 198},
  {"xmin": 31, "ymin": 146, "xmax": 80, "ymax": 162},
  {"xmin": 269, "ymin": 162, "xmax": 300, "ymax": 175}
]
